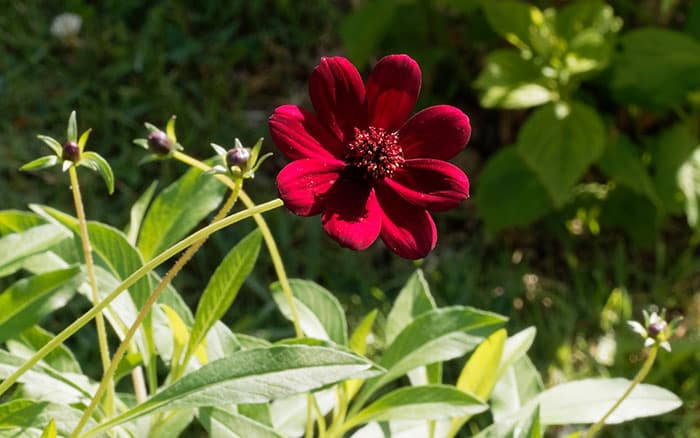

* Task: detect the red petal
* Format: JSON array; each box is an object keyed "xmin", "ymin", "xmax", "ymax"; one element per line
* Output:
[
  {"xmin": 269, "ymin": 105, "xmax": 345, "ymax": 160},
  {"xmin": 277, "ymin": 158, "xmax": 345, "ymax": 216},
  {"xmin": 383, "ymin": 159, "xmax": 469, "ymax": 211},
  {"xmin": 376, "ymin": 185, "xmax": 437, "ymax": 260},
  {"xmin": 321, "ymin": 178, "xmax": 381, "ymax": 251},
  {"xmin": 309, "ymin": 57, "xmax": 366, "ymax": 144},
  {"xmin": 365, "ymin": 54, "xmax": 421, "ymax": 132},
  {"xmin": 399, "ymin": 105, "xmax": 471, "ymax": 160}
]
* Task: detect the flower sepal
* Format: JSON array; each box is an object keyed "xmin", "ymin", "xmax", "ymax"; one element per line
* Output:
[{"xmin": 628, "ymin": 309, "xmax": 683, "ymax": 352}]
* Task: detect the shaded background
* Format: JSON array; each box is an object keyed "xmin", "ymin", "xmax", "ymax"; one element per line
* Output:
[{"xmin": 1, "ymin": 0, "xmax": 699, "ymax": 436}]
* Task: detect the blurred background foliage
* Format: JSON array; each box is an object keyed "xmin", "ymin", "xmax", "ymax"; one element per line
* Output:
[{"xmin": 1, "ymin": 0, "xmax": 699, "ymax": 435}]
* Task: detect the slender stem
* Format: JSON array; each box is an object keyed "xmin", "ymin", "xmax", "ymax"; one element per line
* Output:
[
  {"xmin": 306, "ymin": 394, "xmax": 315, "ymax": 438},
  {"xmin": 0, "ymin": 199, "xmax": 282, "ymax": 399},
  {"xmin": 130, "ymin": 366, "xmax": 148, "ymax": 404},
  {"xmin": 173, "ymin": 151, "xmax": 303, "ymax": 337},
  {"xmin": 68, "ymin": 166, "xmax": 114, "ymax": 417},
  {"xmin": 72, "ymin": 184, "xmax": 243, "ymax": 437},
  {"xmin": 583, "ymin": 345, "xmax": 659, "ymax": 438}
]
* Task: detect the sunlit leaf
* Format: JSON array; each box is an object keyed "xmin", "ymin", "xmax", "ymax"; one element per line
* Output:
[
  {"xmin": 81, "ymin": 151, "xmax": 115, "ymax": 194},
  {"xmin": 20, "ymin": 155, "xmax": 59, "ymax": 172},
  {"xmin": 0, "ymin": 224, "xmax": 70, "ymax": 277}
]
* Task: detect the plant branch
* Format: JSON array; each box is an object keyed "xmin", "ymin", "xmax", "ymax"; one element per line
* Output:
[
  {"xmin": 0, "ymin": 199, "xmax": 282, "ymax": 399},
  {"xmin": 69, "ymin": 166, "xmax": 114, "ymax": 417},
  {"xmin": 583, "ymin": 345, "xmax": 659, "ymax": 438}
]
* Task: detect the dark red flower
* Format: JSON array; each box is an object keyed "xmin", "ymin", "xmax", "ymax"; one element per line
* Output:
[{"xmin": 269, "ymin": 55, "xmax": 471, "ymax": 259}]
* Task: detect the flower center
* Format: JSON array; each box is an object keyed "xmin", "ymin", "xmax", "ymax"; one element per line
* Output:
[{"xmin": 345, "ymin": 127, "xmax": 404, "ymax": 179}]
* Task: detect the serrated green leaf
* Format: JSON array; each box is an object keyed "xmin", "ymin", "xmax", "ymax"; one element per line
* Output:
[
  {"xmin": 0, "ymin": 267, "xmax": 80, "ymax": 343},
  {"xmin": 67, "ymin": 111, "xmax": 77, "ymax": 144},
  {"xmin": 475, "ymin": 147, "xmax": 553, "ymax": 233},
  {"xmin": 598, "ymin": 135, "xmax": 659, "ymax": 206},
  {"xmin": 347, "ymin": 385, "xmax": 486, "ymax": 429},
  {"xmin": 185, "ymin": 230, "xmax": 261, "ymax": 364},
  {"xmin": 81, "ymin": 151, "xmax": 114, "ymax": 194},
  {"xmin": 272, "ymin": 278, "xmax": 347, "ymax": 345},
  {"xmin": 0, "ymin": 224, "xmax": 70, "ymax": 277},
  {"xmin": 475, "ymin": 49, "xmax": 552, "ymax": 109},
  {"xmin": 537, "ymin": 378, "xmax": 682, "ymax": 425},
  {"xmin": 386, "ymin": 269, "xmax": 436, "ymax": 345},
  {"xmin": 517, "ymin": 102, "xmax": 606, "ymax": 206},
  {"xmin": 84, "ymin": 345, "xmax": 376, "ymax": 436},
  {"xmin": 37, "ymin": 135, "xmax": 63, "ymax": 156},
  {"xmin": 138, "ymin": 163, "xmax": 226, "ymax": 260},
  {"xmin": 612, "ymin": 27, "xmax": 700, "ymax": 108},
  {"xmin": 198, "ymin": 407, "xmax": 282, "ymax": 438},
  {"xmin": 20, "ymin": 155, "xmax": 59, "ymax": 172},
  {"xmin": 481, "ymin": 0, "xmax": 539, "ymax": 50}
]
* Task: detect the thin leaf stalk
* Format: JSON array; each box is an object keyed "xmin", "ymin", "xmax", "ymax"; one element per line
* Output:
[
  {"xmin": 68, "ymin": 166, "xmax": 115, "ymax": 418},
  {"xmin": 72, "ymin": 182, "xmax": 244, "ymax": 437},
  {"xmin": 583, "ymin": 345, "xmax": 659, "ymax": 438},
  {"xmin": 0, "ymin": 199, "xmax": 282, "ymax": 399}
]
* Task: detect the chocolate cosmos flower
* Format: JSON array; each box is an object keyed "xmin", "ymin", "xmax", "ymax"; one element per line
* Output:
[{"xmin": 269, "ymin": 54, "xmax": 471, "ymax": 259}]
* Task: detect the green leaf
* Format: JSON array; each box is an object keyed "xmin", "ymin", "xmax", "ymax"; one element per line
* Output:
[
  {"xmin": 81, "ymin": 151, "xmax": 115, "ymax": 194},
  {"xmin": 481, "ymin": 0, "xmax": 540, "ymax": 50},
  {"xmin": 537, "ymin": 378, "xmax": 682, "ymax": 425},
  {"xmin": 516, "ymin": 102, "xmax": 606, "ymax": 206},
  {"xmin": 347, "ymin": 385, "xmax": 486, "ymax": 428},
  {"xmin": 67, "ymin": 111, "xmax": 77, "ymax": 144},
  {"xmin": 355, "ymin": 306, "xmax": 507, "ymax": 407},
  {"xmin": 678, "ymin": 148, "xmax": 700, "ymax": 229},
  {"xmin": 475, "ymin": 49, "xmax": 552, "ymax": 109},
  {"xmin": 496, "ymin": 327, "xmax": 537, "ymax": 378},
  {"xmin": 339, "ymin": 0, "xmax": 396, "ymax": 67},
  {"xmin": 125, "ymin": 181, "xmax": 158, "ymax": 245},
  {"xmin": 491, "ymin": 355, "xmax": 543, "ymax": 422},
  {"xmin": 0, "ymin": 399, "xmax": 96, "ymax": 438},
  {"xmin": 456, "ymin": 328, "xmax": 507, "ymax": 400},
  {"xmin": 0, "ymin": 267, "xmax": 79, "ymax": 344},
  {"xmin": 8, "ymin": 325, "xmax": 81, "ymax": 374},
  {"xmin": 612, "ymin": 28, "xmax": 700, "ymax": 108},
  {"xmin": 198, "ymin": 407, "xmax": 282, "ymax": 438},
  {"xmin": 475, "ymin": 147, "xmax": 553, "ymax": 232},
  {"xmin": 146, "ymin": 409, "xmax": 194, "ymax": 438},
  {"xmin": 0, "ymin": 224, "xmax": 70, "ymax": 277},
  {"xmin": 41, "ymin": 418, "xmax": 57, "ymax": 438},
  {"xmin": 77, "ymin": 128, "xmax": 91, "ymax": 151},
  {"xmin": 385, "ymin": 269, "xmax": 436, "ymax": 345},
  {"xmin": 272, "ymin": 278, "xmax": 348, "ymax": 345},
  {"xmin": 87, "ymin": 345, "xmax": 376, "ymax": 434},
  {"xmin": 598, "ymin": 135, "xmax": 659, "ymax": 206},
  {"xmin": 0, "ymin": 210, "xmax": 46, "ymax": 235},
  {"xmin": 37, "ymin": 135, "xmax": 63, "ymax": 156},
  {"xmin": 653, "ymin": 122, "xmax": 699, "ymax": 215},
  {"xmin": 0, "ymin": 350, "xmax": 92, "ymax": 405},
  {"xmin": 350, "ymin": 310, "xmax": 378, "ymax": 356},
  {"xmin": 186, "ymin": 230, "xmax": 261, "ymax": 362},
  {"xmin": 474, "ymin": 404, "xmax": 542, "ymax": 438},
  {"xmin": 138, "ymin": 163, "xmax": 226, "ymax": 260},
  {"xmin": 19, "ymin": 155, "xmax": 59, "ymax": 172}
]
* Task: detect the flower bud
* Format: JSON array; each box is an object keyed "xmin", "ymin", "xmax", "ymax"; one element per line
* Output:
[
  {"xmin": 62, "ymin": 141, "xmax": 80, "ymax": 162},
  {"xmin": 226, "ymin": 147, "xmax": 250, "ymax": 169},
  {"xmin": 147, "ymin": 130, "xmax": 173, "ymax": 156},
  {"xmin": 648, "ymin": 319, "xmax": 667, "ymax": 338}
]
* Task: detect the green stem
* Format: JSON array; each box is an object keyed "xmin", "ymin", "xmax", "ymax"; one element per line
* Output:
[
  {"xmin": 0, "ymin": 199, "xmax": 282, "ymax": 399},
  {"xmin": 71, "ymin": 185, "xmax": 243, "ymax": 437},
  {"xmin": 68, "ymin": 166, "xmax": 114, "ymax": 417},
  {"xmin": 583, "ymin": 345, "xmax": 659, "ymax": 438},
  {"xmin": 173, "ymin": 151, "xmax": 304, "ymax": 338}
]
